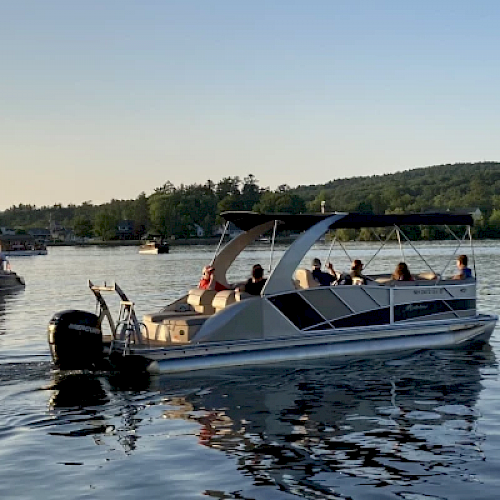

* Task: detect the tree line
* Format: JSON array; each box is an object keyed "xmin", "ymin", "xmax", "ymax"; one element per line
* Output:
[{"xmin": 2, "ymin": 162, "xmax": 500, "ymax": 240}]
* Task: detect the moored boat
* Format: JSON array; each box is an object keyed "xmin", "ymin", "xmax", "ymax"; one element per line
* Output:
[
  {"xmin": 0, "ymin": 255, "xmax": 25, "ymax": 290},
  {"xmin": 0, "ymin": 270, "xmax": 25, "ymax": 290},
  {"xmin": 138, "ymin": 239, "xmax": 170, "ymax": 254},
  {"xmin": 48, "ymin": 211, "xmax": 497, "ymax": 374},
  {"xmin": 0, "ymin": 234, "xmax": 47, "ymax": 256}
]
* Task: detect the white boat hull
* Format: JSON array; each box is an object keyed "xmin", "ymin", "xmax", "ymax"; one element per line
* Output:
[
  {"xmin": 138, "ymin": 248, "xmax": 160, "ymax": 255},
  {"xmin": 131, "ymin": 315, "xmax": 497, "ymax": 374}
]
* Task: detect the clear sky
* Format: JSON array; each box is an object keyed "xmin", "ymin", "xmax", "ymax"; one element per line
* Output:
[{"xmin": 1, "ymin": 1, "xmax": 499, "ymax": 210}]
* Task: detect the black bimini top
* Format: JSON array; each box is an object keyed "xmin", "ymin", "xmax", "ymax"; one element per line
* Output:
[{"xmin": 221, "ymin": 211, "xmax": 474, "ymax": 232}]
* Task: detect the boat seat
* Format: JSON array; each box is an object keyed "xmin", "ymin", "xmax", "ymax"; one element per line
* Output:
[
  {"xmin": 235, "ymin": 290, "xmax": 253, "ymax": 301},
  {"xmin": 352, "ymin": 277, "xmax": 364, "ymax": 286},
  {"xmin": 143, "ymin": 310, "xmax": 195, "ymax": 324},
  {"xmin": 212, "ymin": 289, "xmax": 237, "ymax": 313},
  {"xmin": 146, "ymin": 314, "xmax": 210, "ymax": 343},
  {"xmin": 187, "ymin": 288, "xmax": 218, "ymax": 315},
  {"xmin": 166, "ymin": 314, "xmax": 209, "ymax": 343},
  {"xmin": 295, "ymin": 269, "xmax": 320, "ymax": 289},
  {"xmin": 416, "ymin": 272, "xmax": 438, "ymax": 280},
  {"xmin": 374, "ymin": 275, "xmax": 393, "ymax": 284}
]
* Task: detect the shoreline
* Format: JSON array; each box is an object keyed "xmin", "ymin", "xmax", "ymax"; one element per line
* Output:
[{"xmin": 46, "ymin": 237, "xmax": 299, "ymax": 247}]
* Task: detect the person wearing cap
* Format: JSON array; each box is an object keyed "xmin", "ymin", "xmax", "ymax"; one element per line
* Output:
[
  {"xmin": 198, "ymin": 265, "xmax": 228, "ymax": 291},
  {"xmin": 350, "ymin": 259, "xmax": 367, "ymax": 285},
  {"xmin": 311, "ymin": 258, "xmax": 337, "ymax": 286}
]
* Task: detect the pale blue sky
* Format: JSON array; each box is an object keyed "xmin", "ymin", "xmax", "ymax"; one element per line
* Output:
[{"xmin": 1, "ymin": 1, "xmax": 499, "ymax": 209}]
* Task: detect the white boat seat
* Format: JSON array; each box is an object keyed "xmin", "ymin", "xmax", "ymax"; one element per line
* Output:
[
  {"xmin": 165, "ymin": 314, "xmax": 209, "ymax": 343},
  {"xmin": 416, "ymin": 272, "xmax": 438, "ymax": 280},
  {"xmin": 187, "ymin": 288, "xmax": 218, "ymax": 315},
  {"xmin": 352, "ymin": 277, "xmax": 364, "ymax": 286},
  {"xmin": 374, "ymin": 275, "xmax": 393, "ymax": 284},
  {"xmin": 295, "ymin": 269, "xmax": 320, "ymax": 289},
  {"xmin": 144, "ymin": 314, "xmax": 210, "ymax": 343},
  {"xmin": 212, "ymin": 290, "xmax": 237, "ymax": 313}
]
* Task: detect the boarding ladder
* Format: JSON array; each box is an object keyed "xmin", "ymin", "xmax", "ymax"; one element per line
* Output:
[{"xmin": 88, "ymin": 281, "xmax": 147, "ymax": 355}]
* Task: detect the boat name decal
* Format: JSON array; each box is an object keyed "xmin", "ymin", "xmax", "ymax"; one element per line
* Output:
[
  {"xmin": 404, "ymin": 304, "xmax": 428, "ymax": 312},
  {"xmin": 413, "ymin": 289, "xmax": 445, "ymax": 295}
]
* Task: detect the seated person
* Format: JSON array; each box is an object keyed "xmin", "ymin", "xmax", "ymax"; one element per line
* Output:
[
  {"xmin": 452, "ymin": 254, "xmax": 473, "ymax": 280},
  {"xmin": 392, "ymin": 262, "xmax": 414, "ymax": 281},
  {"xmin": 198, "ymin": 265, "xmax": 228, "ymax": 291},
  {"xmin": 311, "ymin": 258, "xmax": 337, "ymax": 286},
  {"xmin": 350, "ymin": 259, "xmax": 367, "ymax": 285},
  {"xmin": 240, "ymin": 264, "xmax": 267, "ymax": 295}
]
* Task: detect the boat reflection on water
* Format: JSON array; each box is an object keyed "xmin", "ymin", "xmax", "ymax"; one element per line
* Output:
[
  {"xmin": 155, "ymin": 348, "xmax": 496, "ymax": 496},
  {"xmin": 48, "ymin": 347, "xmax": 496, "ymax": 497}
]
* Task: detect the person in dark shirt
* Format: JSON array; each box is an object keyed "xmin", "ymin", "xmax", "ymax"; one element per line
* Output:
[
  {"xmin": 242, "ymin": 264, "xmax": 267, "ymax": 295},
  {"xmin": 392, "ymin": 262, "xmax": 414, "ymax": 281},
  {"xmin": 453, "ymin": 254, "xmax": 473, "ymax": 279},
  {"xmin": 311, "ymin": 258, "xmax": 337, "ymax": 286}
]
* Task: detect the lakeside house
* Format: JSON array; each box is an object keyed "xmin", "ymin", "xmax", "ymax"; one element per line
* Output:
[
  {"xmin": 214, "ymin": 222, "xmax": 244, "ymax": 239},
  {"xmin": 0, "ymin": 227, "xmax": 16, "ymax": 236},
  {"xmin": 28, "ymin": 228, "xmax": 51, "ymax": 243},
  {"xmin": 117, "ymin": 220, "xmax": 135, "ymax": 240}
]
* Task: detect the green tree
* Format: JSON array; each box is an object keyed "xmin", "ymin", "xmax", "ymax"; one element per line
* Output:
[
  {"xmin": 73, "ymin": 215, "xmax": 94, "ymax": 238},
  {"xmin": 94, "ymin": 211, "xmax": 118, "ymax": 240},
  {"xmin": 254, "ymin": 191, "xmax": 306, "ymax": 214},
  {"xmin": 240, "ymin": 174, "xmax": 261, "ymax": 210},
  {"xmin": 133, "ymin": 192, "xmax": 150, "ymax": 237}
]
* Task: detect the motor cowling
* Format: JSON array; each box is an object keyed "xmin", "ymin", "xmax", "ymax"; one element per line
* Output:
[{"xmin": 48, "ymin": 310, "xmax": 103, "ymax": 370}]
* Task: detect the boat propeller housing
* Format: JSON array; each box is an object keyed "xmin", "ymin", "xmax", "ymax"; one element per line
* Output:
[{"xmin": 48, "ymin": 310, "xmax": 103, "ymax": 370}]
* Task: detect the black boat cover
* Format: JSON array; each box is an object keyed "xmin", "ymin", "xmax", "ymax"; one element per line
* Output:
[{"xmin": 221, "ymin": 211, "xmax": 474, "ymax": 232}]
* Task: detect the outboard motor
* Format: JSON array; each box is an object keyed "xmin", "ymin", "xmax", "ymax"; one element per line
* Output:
[{"xmin": 48, "ymin": 310, "xmax": 103, "ymax": 370}]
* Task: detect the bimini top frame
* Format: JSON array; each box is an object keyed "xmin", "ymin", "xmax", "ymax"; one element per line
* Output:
[{"xmin": 212, "ymin": 211, "xmax": 475, "ymax": 295}]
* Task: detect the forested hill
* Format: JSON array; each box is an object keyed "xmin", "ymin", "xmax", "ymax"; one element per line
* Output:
[
  {"xmin": 293, "ymin": 162, "xmax": 500, "ymax": 214},
  {"xmin": 2, "ymin": 162, "xmax": 500, "ymax": 240}
]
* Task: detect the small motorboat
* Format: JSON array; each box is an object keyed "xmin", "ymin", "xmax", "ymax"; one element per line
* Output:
[
  {"xmin": 138, "ymin": 238, "xmax": 170, "ymax": 254},
  {"xmin": 48, "ymin": 211, "xmax": 497, "ymax": 375},
  {"xmin": 0, "ymin": 259, "xmax": 25, "ymax": 290}
]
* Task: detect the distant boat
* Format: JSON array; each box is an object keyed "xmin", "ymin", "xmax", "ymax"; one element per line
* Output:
[
  {"xmin": 139, "ymin": 239, "xmax": 170, "ymax": 255},
  {"xmin": 0, "ymin": 255, "xmax": 25, "ymax": 290},
  {"xmin": 0, "ymin": 235, "xmax": 47, "ymax": 256},
  {"xmin": 0, "ymin": 270, "xmax": 25, "ymax": 290}
]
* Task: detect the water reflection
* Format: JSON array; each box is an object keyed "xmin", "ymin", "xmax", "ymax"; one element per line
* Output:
[
  {"xmin": 47, "ymin": 372, "xmax": 152, "ymax": 453},
  {"xmin": 47, "ymin": 347, "xmax": 496, "ymax": 498},
  {"xmin": 0, "ymin": 289, "xmax": 26, "ymax": 336},
  {"xmin": 157, "ymin": 349, "xmax": 495, "ymax": 496},
  {"xmin": 0, "ymin": 294, "xmax": 5, "ymax": 331}
]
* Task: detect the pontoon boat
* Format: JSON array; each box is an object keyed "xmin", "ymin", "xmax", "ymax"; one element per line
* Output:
[{"xmin": 48, "ymin": 212, "xmax": 497, "ymax": 374}]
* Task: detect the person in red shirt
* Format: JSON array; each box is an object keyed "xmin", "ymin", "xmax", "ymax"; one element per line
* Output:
[{"xmin": 198, "ymin": 265, "xmax": 228, "ymax": 291}]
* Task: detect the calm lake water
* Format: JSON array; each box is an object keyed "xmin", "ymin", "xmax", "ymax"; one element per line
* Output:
[{"xmin": 1, "ymin": 241, "xmax": 500, "ymax": 500}]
